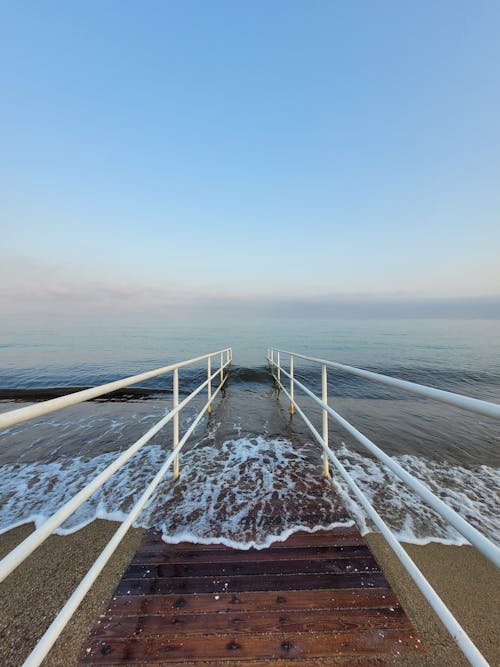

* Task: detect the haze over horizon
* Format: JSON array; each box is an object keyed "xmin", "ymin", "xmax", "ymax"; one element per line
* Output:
[{"xmin": 1, "ymin": 1, "xmax": 499, "ymax": 319}]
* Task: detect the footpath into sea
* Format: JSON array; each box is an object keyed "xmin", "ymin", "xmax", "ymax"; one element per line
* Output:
[{"xmin": 78, "ymin": 524, "xmax": 423, "ymax": 665}]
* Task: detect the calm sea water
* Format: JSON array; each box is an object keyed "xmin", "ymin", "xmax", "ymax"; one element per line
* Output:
[
  {"xmin": 1, "ymin": 318, "xmax": 500, "ymax": 393},
  {"xmin": 0, "ymin": 318, "xmax": 499, "ymax": 546}
]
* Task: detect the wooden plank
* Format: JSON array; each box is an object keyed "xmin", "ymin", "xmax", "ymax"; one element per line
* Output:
[
  {"xmin": 91, "ymin": 607, "xmax": 412, "ymax": 639},
  {"xmin": 82, "ymin": 658, "xmax": 388, "ymax": 667},
  {"xmin": 80, "ymin": 524, "xmax": 423, "ymax": 665},
  {"xmin": 105, "ymin": 588, "xmax": 401, "ymax": 617},
  {"xmin": 131, "ymin": 544, "xmax": 372, "ymax": 565},
  {"xmin": 116, "ymin": 571, "xmax": 389, "ymax": 596},
  {"xmin": 123, "ymin": 556, "xmax": 381, "ymax": 579},
  {"xmin": 80, "ymin": 628, "xmax": 423, "ymax": 663},
  {"xmin": 140, "ymin": 526, "xmax": 362, "ymax": 550}
]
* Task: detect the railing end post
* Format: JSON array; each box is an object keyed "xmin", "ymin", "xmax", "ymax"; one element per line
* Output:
[
  {"xmin": 322, "ymin": 364, "xmax": 329, "ymax": 478},
  {"xmin": 322, "ymin": 451, "xmax": 330, "ymax": 478},
  {"xmin": 173, "ymin": 368, "xmax": 180, "ymax": 479}
]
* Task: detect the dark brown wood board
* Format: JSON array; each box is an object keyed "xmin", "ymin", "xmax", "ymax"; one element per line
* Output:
[{"xmin": 79, "ymin": 527, "xmax": 423, "ymax": 665}]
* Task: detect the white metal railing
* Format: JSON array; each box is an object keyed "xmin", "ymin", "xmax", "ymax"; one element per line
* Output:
[
  {"xmin": 0, "ymin": 347, "xmax": 232, "ymax": 666},
  {"xmin": 268, "ymin": 347, "xmax": 499, "ymax": 667}
]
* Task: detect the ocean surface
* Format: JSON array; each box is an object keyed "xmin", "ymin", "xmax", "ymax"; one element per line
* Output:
[{"xmin": 0, "ymin": 317, "xmax": 499, "ymax": 548}]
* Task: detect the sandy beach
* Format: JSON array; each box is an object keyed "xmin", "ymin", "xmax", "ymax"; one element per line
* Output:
[{"xmin": 0, "ymin": 520, "xmax": 498, "ymax": 666}]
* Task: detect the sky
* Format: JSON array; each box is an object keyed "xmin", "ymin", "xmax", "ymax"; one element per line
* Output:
[{"xmin": 1, "ymin": 0, "xmax": 499, "ymax": 318}]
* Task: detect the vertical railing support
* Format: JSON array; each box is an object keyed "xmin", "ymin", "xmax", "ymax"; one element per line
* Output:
[
  {"xmin": 173, "ymin": 368, "xmax": 179, "ymax": 479},
  {"xmin": 322, "ymin": 364, "xmax": 330, "ymax": 477},
  {"xmin": 207, "ymin": 356, "xmax": 212, "ymax": 415},
  {"xmin": 277, "ymin": 351, "xmax": 281, "ymax": 393},
  {"xmin": 220, "ymin": 351, "xmax": 224, "ymax": 386},
  {"xmin": 270, "ymin": 348, "xmax": 274, "ymax": 369},
  {"xmin": 289, "ymin": 355, "xmax": 295, "ymax": 415}
]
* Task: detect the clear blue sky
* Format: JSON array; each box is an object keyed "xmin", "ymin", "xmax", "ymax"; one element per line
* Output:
[{"xmin": 1, "ymin": 1, "xmax": 499, "ymax": 317}]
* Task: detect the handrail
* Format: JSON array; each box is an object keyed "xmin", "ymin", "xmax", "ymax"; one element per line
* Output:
[
  {"xmin": 24, "ymin": 377, "xmax": 228, "ymax": 667},
  {"xmin": 281, "ymin": 366, "xmax": 499, "ymax": 567},
  {"xmin": 0, "ymin": 366, "xmax": 221, "ymax": 581},
  {"xmin": 268, "ymin": 347, "xmax": 498, "ymax": 667},
  {"xmin": 0, "ymin": 348, "xmax": 232, "ymax": 667},
  {"xmin": 269, "ymin": 348, "xmax": 499, "ymax": 566},
  {"xmin": 273, "ymin": 348, "xmax": 500, "ymax": 420}
]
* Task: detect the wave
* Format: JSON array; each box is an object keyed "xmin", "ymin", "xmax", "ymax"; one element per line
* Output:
[
  {"xmin": 0, "ymin": 437, "xmax": 498, "ymax": 548},
  {"xmin": 331, "ymin": 444, "xmax": 500, "ymax": 545},
  {"xmin": 1, "ymin": 363, "xmax": 499, "ymax": 401},
  {"xmin": 226, "ymin": 365, "xmax": 274, "ymax": 386}
]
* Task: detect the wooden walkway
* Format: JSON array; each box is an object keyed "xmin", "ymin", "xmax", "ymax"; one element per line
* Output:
[{"xmin": 79, "ymin": 526, "xmax": 423, "ymax": 665}]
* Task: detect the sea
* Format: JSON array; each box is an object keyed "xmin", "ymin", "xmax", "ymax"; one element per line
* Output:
[{"xmin": 0, "ymin": 317, "xmax": 499, "ymax": 549}]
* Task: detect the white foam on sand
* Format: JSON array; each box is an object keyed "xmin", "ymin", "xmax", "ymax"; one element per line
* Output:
[
  {"xmin": 330, "ymin": 443, "xmax": 500, "ymax": 546},
  {"xmin": 0, "ymin": 437, "xmax": 498, "ymax": 547}
]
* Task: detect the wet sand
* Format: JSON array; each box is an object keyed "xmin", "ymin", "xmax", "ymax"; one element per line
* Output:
[{"xmin": 0, "ymin": 521, "xmax": 498, "ymax": 666}]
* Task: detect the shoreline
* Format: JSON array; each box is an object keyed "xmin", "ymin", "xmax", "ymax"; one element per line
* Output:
[{"xmin": 0, "ymin": 521, "xmax": 498, "ymax": 666}]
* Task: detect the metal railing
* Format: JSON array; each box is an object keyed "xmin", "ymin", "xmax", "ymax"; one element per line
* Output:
[
  {"xmin": 0, "ymin": 347, "xmax": 232, "ymax": 667},
  {"xmin": 268, "ymin": 347, "xmax": 499, "ymax": 667}
]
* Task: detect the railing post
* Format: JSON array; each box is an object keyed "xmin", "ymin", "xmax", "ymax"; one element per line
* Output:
[
  {"xmin": 270, "ymin": 348, "xmax": 274, "ymax": 368},
  {"xmin": 277, "ymin": 351, "xmax": 281, "ymax": 392},
  {"xmin": 173, "ymin": 368, "xmax": 179, "ymax": 479},
  {"xmin": 220, "ymin": 351, "xmax": 224, "ymax": 386},
  {"xmin": 207, "ymin": 356, "xmax": 212, "ymax": 415},
  {"xmin": 289, "ymin": 355, "xmax": 295, "ymax": 415},
  {"xmin": 322, "ymin": 364, "xmax": 330, "ymax": 477}
]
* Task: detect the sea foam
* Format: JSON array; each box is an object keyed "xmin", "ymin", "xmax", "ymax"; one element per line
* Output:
[{"xmin": 0, "ymin": 436, "xmax": 498, "ymax": 548}]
